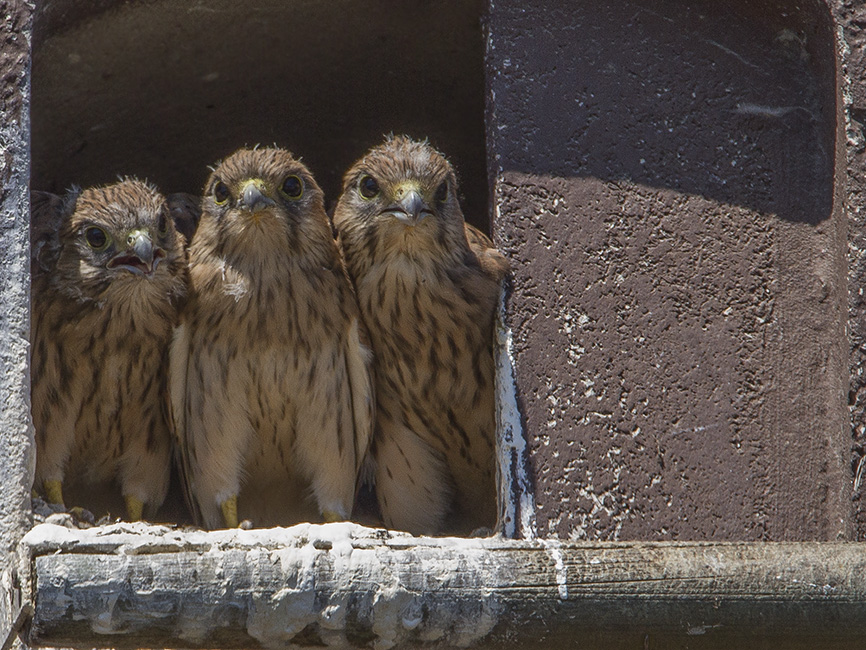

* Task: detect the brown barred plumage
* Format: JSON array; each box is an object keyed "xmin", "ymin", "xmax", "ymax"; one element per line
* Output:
[
  {"xmin": 171, "ymin": 147, "xmax": 374, "ymax": 529},
  {"xmin": 333, "ymin": 136, "xmax": 509, "ymax": 536},
  {"xmin": 31, "ymin": 179, "xmax": 188, "ymax": 520}
]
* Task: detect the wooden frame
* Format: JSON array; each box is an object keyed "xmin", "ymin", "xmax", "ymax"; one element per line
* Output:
[
  {"xmin": 3, "ymin": 3, "xmax": 866, "ymax": 650},
  {"xmin": 21, "ymin": 522, "xmax": 866, "ymax": 649}
]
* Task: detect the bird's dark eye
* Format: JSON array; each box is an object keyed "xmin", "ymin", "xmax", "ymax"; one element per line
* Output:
[
  {"xmin": 84, "ymin": 226, "xmax": 109, "ymax": 250},
  {"xmin": 280, "ymin": 175, "xmax": 304, "ymax": 200},
  {"xmin": 358, "ymin": 175, "xmax": 379, "ymax": 200},
  {"xmin": 213, "ymin": 181, "xmax": 230, "ymax": 205},
  {"xmin": 435, "ymin": 181, "xmax": 449, "ymax": 204}
]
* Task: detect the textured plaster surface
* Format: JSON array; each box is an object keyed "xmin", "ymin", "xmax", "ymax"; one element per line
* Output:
[
  {"xmin": 0, "ymin": 1, "xmax": 33, "ymax": 645},
  {"xmin": 0, "ymin": 0, "xmax": 33, "ymax": 558},
  {"xmin": 839, "ymin": 0, "xmax": 866, "ymax": 539},
  {"xmin": 489, "ymin": 0, "xmax": 851, "ymax": 541}
]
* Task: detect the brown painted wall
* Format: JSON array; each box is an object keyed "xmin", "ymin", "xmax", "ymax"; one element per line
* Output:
[{"xmin": 489, "ymin": 0, "xmax": 854, "ymax": 541}]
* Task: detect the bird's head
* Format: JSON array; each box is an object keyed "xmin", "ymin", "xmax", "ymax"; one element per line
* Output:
[
  {"xmin": 333, "ymin": 136, "xmax": 466, "ymax": 247},
  {"xmin": 201, "ymin": 147, "xmax": 326, "ymax": 252},
  {"xmin": 58, "ymin": 180, "xmax": 182, "ymax": 296}
]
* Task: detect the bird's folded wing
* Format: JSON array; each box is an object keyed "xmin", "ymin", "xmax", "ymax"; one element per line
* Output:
[
  {"xmin": 168, "ymin": 322, "xmax": 201, "ymax": 525},
  {"xmin": 465, "ymin": 223, "xmax": 509, "ymax": 282},
  {"xmin": 346, "ymin": 315, "xmax": 375, "ymax": 478}
]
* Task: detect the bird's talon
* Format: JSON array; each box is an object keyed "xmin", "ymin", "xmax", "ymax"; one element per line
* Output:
[
  {"xmin": 322, "ymin": 510, "xmax": 343, "ymax": 523},
  {"xmin": 221, "ymin": 496, "xmax": 239, "ymax": 529},
  {"xmin": 125, "ymin": 495, "xmax": 144, "ymax": 521},
  {"xmin": 43, "ymin": 480, "xmax": 65, "ymax": 506}
]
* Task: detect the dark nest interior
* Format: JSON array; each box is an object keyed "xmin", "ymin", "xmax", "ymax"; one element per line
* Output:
[{"xmin": 31, "ymin": 0, "xmax": 489, "ymax": 230}]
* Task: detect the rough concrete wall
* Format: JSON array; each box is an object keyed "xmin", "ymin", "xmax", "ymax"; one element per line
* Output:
[
  {"xmin": 0, "ymin": 0, "xmax": 33, "ymax": 638},
  {"xmin": 489, "ymin": 0, "xmax": 851, "ymax": 541},
  {"xmin": 839, "ymin": 0, "xmax": 866, "ymax": 539}
]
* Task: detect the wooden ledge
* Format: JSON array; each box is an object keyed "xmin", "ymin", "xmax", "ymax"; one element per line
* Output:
[{"xmin": 20, "ymin": 522, "xmax": 866, "ymax": 649}]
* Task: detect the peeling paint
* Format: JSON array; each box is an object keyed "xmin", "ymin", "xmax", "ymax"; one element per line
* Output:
[
  {"xmin": 541, "ymin": 539, "xmax": 568, "ymax": 600},
  {"xmin": 494, "ymin": 284, "xmax": 536, "ymax": 540}
]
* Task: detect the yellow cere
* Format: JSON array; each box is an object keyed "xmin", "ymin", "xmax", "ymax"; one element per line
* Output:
[
  {"xmin": 241, "ymin": 178, "xmax": 270, "ymax": 193},
  {"xmin": 392, "ymin": 180, "xmax": 424, "ymax": 200}
]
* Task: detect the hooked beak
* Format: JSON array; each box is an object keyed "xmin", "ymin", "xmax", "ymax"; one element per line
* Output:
[
  {"xmin": 107, "ymin": 230, "xmax": 165, "ymax": 276},
  {"xmin": 239, "ymin": 180, "xmax": 276, "ymax": 213},
  {"xmin": 388, "ymin": 190, "xmax": 433, "ymax": 226}
]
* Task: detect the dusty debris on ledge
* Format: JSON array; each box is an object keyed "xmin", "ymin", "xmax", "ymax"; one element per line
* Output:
[
  {"xmin": 31, "ymin": 495, "xmax": 101, "ymax": 528},
  {"xmin": 21, "ymin": 520, "xmax": 412, "ymax": 556}
]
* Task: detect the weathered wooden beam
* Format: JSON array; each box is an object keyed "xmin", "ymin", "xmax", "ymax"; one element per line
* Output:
[{"xmin": 20, "ymin": 522, "xmax": 866, "ymax": 649}]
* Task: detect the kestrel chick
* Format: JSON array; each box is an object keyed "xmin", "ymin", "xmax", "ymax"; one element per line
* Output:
[
  {"xmin": 172, "ymin": 147, "xmax": 373, "ymax": 530},
  {"xmin": 31, "ymin": 179, "xmax": 188, "ymax": 521},
  {"xmin": 333, "ymin": 136, "xmax": 509, "ymax": 536}
]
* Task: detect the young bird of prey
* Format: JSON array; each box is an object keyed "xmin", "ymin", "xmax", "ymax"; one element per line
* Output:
[
  {"xmin": 332, "ymin": 136, "xmax": 509, "ymax": 536},
  {"xmin": 172, "ymin": 147, "xmax": 373, "ymax": 530},
  {"xmin": 31, "ymin": 180, "xmax": 188, "ymax": 521}
]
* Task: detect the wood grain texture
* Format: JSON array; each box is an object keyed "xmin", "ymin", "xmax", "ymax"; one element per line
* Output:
[{"xmin": 21, "ymin": 523, "xmax": 866, "ymax": 649}]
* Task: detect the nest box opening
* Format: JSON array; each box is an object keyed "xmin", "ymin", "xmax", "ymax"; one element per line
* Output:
[{"xmin": 29, "ymin": 0, "xmax": 490, "ymax": 527}]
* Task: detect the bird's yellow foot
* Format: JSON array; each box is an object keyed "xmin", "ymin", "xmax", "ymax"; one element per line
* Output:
[
  {"xmin": 125, "ymin": 495, "xmax": 144, "ymax": 522},
  {"xmin": 221, "ymin": 496, "xmax": 239, "ymax": 529},
  {"xmin": 322, "ymin": 510, "xmax": 343, "ymax": 523},
  {"xmin": 43, "ymin": 480, "xmax": 64, "ymax": 506}
]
